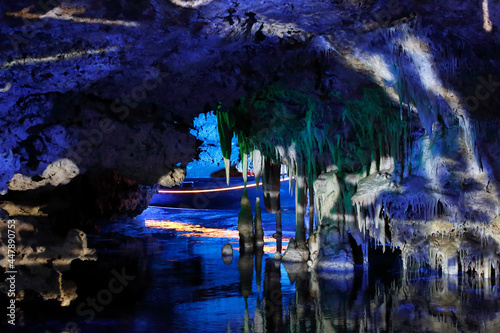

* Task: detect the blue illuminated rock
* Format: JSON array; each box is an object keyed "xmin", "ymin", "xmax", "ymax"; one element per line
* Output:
[{"xmin": 0, "ymin": 0, "xmax": 499, "ymax": 277}]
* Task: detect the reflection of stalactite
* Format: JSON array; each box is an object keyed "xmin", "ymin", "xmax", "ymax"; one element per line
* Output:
[
  {"xmin": 279, "ymin": 264, "xmax": 500, "ymax": 331},
  {"xmin": 283, "ymin": 262, "xmax": 309, "ymax": 331},
  {"xmin": 239, "ymin": 252, "xmax": 254, "ymax": 298},
  {"xmin": 254, "ymin": 295, "xmax": 264, "ymax": 333},
  {"xmin": 255, "ymin": 248, "xmax": 264, "ymax": 291},
  {"xmin": 254, "ymin": 197, "xmax": 264, "ymax": 248},
  {"xmin": 243, "ymin": 298, "xmax": 250, "ymax": 333},
  {"xmin": 239, "ymin": 255, "xmax": 253, "ymax": 333},
  {"xmin": 264, "ymin": 258, "xmax": 283, "ymax": 332}
]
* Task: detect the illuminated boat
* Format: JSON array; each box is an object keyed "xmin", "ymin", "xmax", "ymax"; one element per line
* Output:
[{"xmin": 149, "ymin": 176, "xmax": 290, "ymax": 210}]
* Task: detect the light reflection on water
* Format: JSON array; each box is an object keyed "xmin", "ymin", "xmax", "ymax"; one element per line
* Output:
[
  {"xmin": 132, "ymin": 207, "xmax": 500, "ymax": 333},
  {"xmin": 144, "ymin": 219, "xmax": 290, "ymax": 253},
  {"xmin": 8, "ymin": 206, "xmax": 500, "ymax": 332}
]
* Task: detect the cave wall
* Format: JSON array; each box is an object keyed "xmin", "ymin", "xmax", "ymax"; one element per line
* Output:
[{"xmin": 0, "ymin": 0, "xmax": 499, "ymax": 273}]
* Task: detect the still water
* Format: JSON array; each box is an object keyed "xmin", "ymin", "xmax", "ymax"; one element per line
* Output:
[{"xmin": 13, "ymin": 206, "xmax": 500, "ymax": 332}]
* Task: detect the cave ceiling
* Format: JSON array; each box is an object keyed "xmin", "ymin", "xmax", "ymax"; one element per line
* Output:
[{"xmin": 0, "ymin": 0, "xmax": 499, "ymax": 213}]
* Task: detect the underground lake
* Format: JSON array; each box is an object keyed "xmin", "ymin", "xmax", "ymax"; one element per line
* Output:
[
  {"xmin": 2, "ymin": 176, "xmax": 500, "ymax": 332},
  {"xmin": 1, "ymin": 0, "xmax": 500, "ymax": 332}
]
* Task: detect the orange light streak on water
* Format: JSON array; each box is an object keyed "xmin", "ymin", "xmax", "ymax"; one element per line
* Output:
[{"xmin": 145, "ymin": 219, "xmax": 288, "ymax": 253}]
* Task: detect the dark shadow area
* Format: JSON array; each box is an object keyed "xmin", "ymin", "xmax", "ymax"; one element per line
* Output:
[
  {"xmin": 369, "ymin": 246, "xmax": 402, "ymax": 274},
  {"xmin": 2, "ymin": 168, "xmax": 153, "ymax": 234},
  {"xmin": 348, "ymin": 232, "xmax": 364, "ymax": 265}
]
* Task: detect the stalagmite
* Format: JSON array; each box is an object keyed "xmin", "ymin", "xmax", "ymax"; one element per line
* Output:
[
  {"xmin": 222, "ymin": 244, "xmax": 233, "ymax": 256},
  {"xmin": 254, "ymin": 197, "xmax": 264, "ymax": 248},
  {"xmin": 222, "ymin": 243, "xmax": 233, "ymax": 265},
  {"xmin": 254, "ymin": 296, "xmax": 264, "ymax": 333},
  {"xmin": 286, "ymin": 177, "xmax": 311, "ymax": 264},
  {"xmin": 238, "ymin": 190, "xmax": 254, "ymax": 253}
]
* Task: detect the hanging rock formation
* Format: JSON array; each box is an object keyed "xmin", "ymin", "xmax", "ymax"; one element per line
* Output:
[{"xmin": 0, "ymin": 1, "xmax": 499, "ymax": 276}]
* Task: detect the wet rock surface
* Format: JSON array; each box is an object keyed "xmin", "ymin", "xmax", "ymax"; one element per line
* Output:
[
  {"xmin": 281, "ymin": 237, "xmax": 309, "ymax": 262},
  {"xmin": 2, "ymin": 169, "xmax": 157, "ymax": 230}
]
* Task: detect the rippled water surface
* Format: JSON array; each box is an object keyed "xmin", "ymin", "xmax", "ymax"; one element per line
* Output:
[{"xmin": 11, "ymin": 206, "xmax": 500, "ymax": 332}]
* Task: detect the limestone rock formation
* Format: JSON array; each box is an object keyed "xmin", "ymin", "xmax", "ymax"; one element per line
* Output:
[
  {"xmin": 254, "ymin": 197, "xmax": 264, "ymax": 248},
  {"xmin": 282, "ymin": 237, "xmax": 310, "ymax": 263},
  {"xmin": 2, "ymin": 168, "xmax": 158, "ymax": 228},
  {"xmin": 221, "ymin": 243, "xmax": 233, "ymax": 256},
  {"xmin": 238, "ymin": 190, "xmax": 254, "ymax": 252},
  {"xmin": 0, "ymin": 0, "xmax": 499, "ymax": 276}
]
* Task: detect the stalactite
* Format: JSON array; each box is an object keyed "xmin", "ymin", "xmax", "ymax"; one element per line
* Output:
[
  {"xmin": 314, "ymin": 185, "xmax": 322, "ymax": 226},
  {"xmin": 237, "ymin": 128, "xmax": 252, "ymax": 187},
  {"xmin": 242, "ymin": 152, "xmax": 248, "ymax": 186},
  {"xmin": 295, "ymin": 173, "xmax": 307, "ymax": 244},
  {"xmin": 252, "ymin": 149, "xmax": 263, "ymax": 193},
  {"xmin": 262, "ymin": 157, "xmax": 281, "ymax": 214},
  {"xmin": 289, "ymin": 159, "xmax": 295, "ymax": 195},
  {"xmin": 356, "ymin": 204, "xmax": 363, "ymax": 233},
  {"xmin": 309, "ymin": 187, "xmax": 315, "ymax": 234},
  {"xmin": 216, "ymin": 107, "xmax": 235, "ymax": 185},
  {"xmin": 224, "ymin": 158, "xmax": 230, "ymax": 185}
]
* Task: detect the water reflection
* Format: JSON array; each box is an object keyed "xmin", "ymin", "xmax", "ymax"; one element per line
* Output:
[
  {"xmin": 144, "ymin": 219, "xmax": 289, "ymax": 253},
  {"xmin": 136, "ymin": 211, "xmax": 500, "ymax": 332},
  {"xmin": 264, "ymin": 258, "xmax": 284, "ymax": 332},
  {"xmin": 254, "ymin": 267, "xmax": 500, "ymax": 332},
  {"xmin": 5, "ymin": 208, "xmax": 500, "ymax": 332}
]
